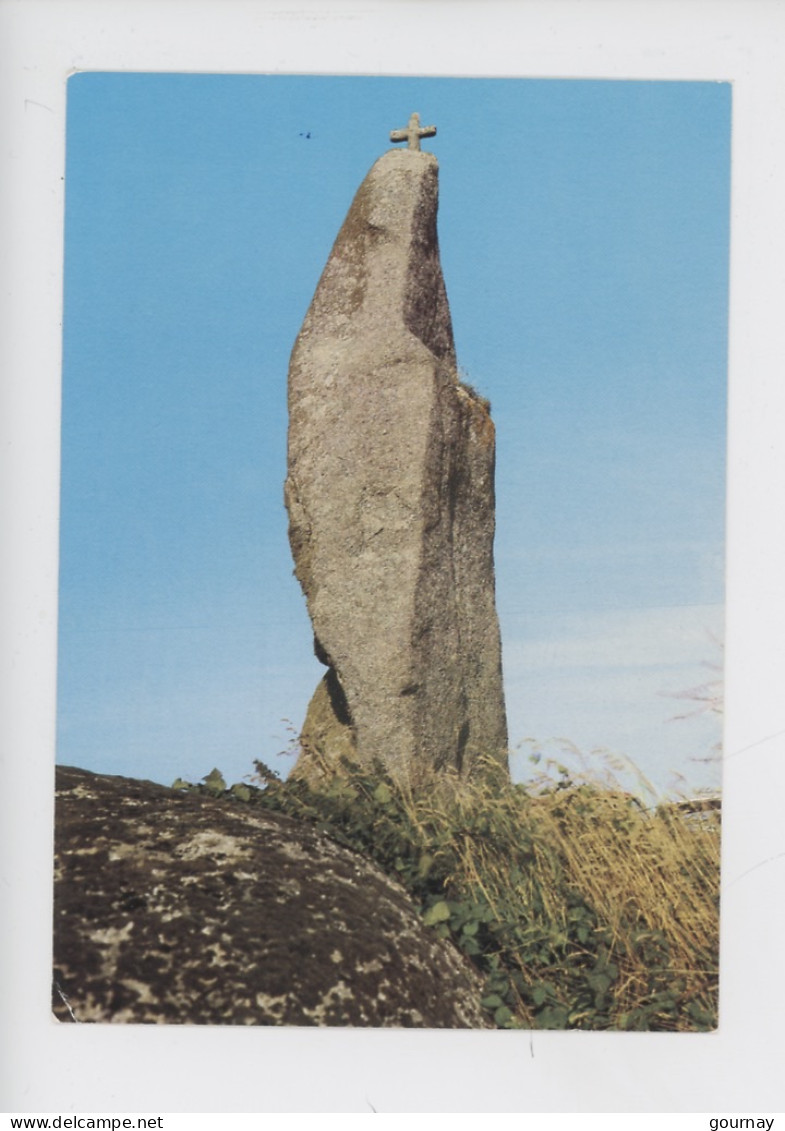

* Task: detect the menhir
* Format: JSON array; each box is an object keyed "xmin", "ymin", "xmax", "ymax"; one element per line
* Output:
[{"xmin": 284, "ymin": 133, "xmax": 508, "ymax": 784}]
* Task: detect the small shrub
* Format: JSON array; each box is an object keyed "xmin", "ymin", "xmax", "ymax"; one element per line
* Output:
[{"xmin": 172, "ymin": 749, "xmax": 719, "ymax": 1032}]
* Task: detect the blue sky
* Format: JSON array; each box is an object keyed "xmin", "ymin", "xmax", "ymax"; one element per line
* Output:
[{"xmin": 57, "ymin": 73, "xmax": 729, "ymax": 797}]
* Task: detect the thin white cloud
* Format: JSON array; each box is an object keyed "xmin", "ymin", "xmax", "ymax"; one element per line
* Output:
[
  {"xmin": 503, "ymin": 602, "xmax": 723, "ymax": 671},
  {"xmin": 502, "ymin": 603, "xmax": 724, "ymax": 796}
]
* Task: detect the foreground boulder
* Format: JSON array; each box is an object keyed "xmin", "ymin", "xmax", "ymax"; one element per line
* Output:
[
  {"xmin": 52, "ymin": 765, "xmax": 489, "ymax": 1027},
  {"xmin": 285, "ymin": 142, "xmax": 508, "ymax": 782}
]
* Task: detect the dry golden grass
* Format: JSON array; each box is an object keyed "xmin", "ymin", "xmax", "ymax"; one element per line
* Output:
[{"xmin": 369, "ymin": 753, "xmax": 721, "ymax": 1029}]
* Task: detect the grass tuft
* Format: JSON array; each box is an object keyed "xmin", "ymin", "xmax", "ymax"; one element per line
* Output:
[{"xmin": 175, "ymin": 749, "xmax": 720, "ymax": 1031}]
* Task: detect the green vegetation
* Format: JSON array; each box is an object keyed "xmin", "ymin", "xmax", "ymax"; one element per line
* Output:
[
  {"xmin": 173, "ymin": 746, "xmax": 720, "ymax": 1032},
  {"xmin": 457, "ymin": 366, "xmax": 492, "ymax": 413}
]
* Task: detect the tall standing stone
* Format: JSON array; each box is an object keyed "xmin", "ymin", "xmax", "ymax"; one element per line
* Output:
[{"xmin": 285, "ymin": 123, "xmax": 507, "ymax": 783}]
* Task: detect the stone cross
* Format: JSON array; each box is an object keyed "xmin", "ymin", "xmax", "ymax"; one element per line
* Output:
[{"xmin": 389, "ymin": 112, "xmax": 437, "ymax": 151}]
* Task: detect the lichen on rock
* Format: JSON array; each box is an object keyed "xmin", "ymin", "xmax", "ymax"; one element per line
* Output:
[{"xmin": 52, "ymin": 765, "xmax": 491, "ymax": 1027}]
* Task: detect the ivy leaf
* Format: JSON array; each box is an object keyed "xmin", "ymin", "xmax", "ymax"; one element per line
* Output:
[
  {"xmin": 588, "ymin": 972, "xmax": 613, "ymax": 996},
  {"xmin": 417, "ymin": 853, "xmax": 435, "ymax": 879},
  {"xmin": 494, "ymin": 1005, "xmax": 514, "ymax": 1027},
  {"xmin": 481, "ymin": 993, "xmax": 505, "ymax": 1009},
  {"xmin": 203, "ymin": 768, "xmax": 227, "ymax": 793},
  {"xmin": 422, "ymin": 900, "xmax": 451, "ymax": 926},
  {"xmin": 532, "ymin": 984, "xmax": 549, "ymax": 1007},
  {"xmin": 373, "ymin": 782, "xmax": 393, "ymax": 805},
  {"xmin": 537, "ymin": 1004, "xmax": 569, "ymax": 1029}
]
